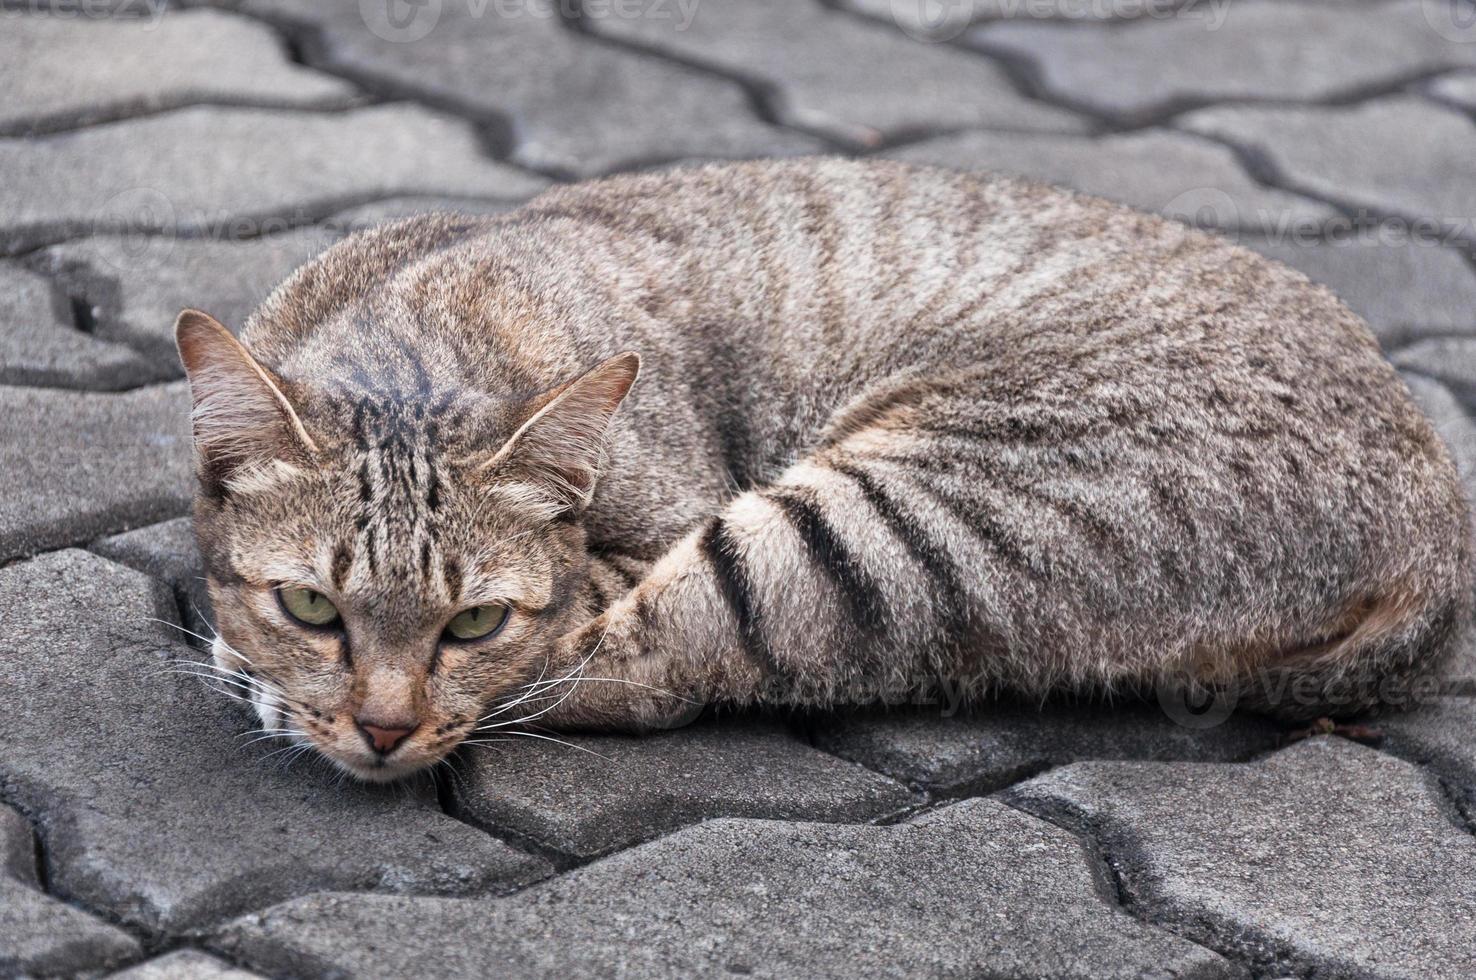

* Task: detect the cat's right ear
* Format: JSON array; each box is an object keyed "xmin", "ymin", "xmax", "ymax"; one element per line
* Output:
[{"xmin": 174, "ymin": 309, "xmax": 318, "ymax": 491}]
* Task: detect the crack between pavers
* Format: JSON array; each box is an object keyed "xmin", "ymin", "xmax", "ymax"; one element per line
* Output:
[
  {"xmin": 0, "ymin": 184, "xmax": 534, "ymax": 259},
  {"xmin": 999, "ymin": 790, "xmax": 1301, "ymax": 979},
  {"xmin": 1367, "ymin": 736, "xmax": 1476, "ymax": 839},
  {"xmin": 963, "ymin": 32, "xmax": 1467, "ymax": 131},
  {"xmin": 0, "ymin": 94, "xmax": 381, "ymax": 142},
  {"xmin": 205, "ymin": 4, "xmax": 547, "ymax": 177},
  {"xmin": 1163, "ymin": 124, "xmax": 1476, "ymax": 272},
  {"xmin": 2, "ymin": 502, "xmax": 195, "ymax": 569},
  {"xmin": 561, "ymin": 0, "xmax": 860, "ymax": 153},
  {"xmin": 0, "ymin": 782, "xmax": 163, "ymax": 962}
]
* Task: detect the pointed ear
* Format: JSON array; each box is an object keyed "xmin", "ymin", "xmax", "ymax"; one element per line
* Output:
[
  {"xmin": 174, "ymin": 309, "xmax": 317, "ymax": 491},
  {"xmin": 481, "ymin": 351, "xmax": 641, "ymax": 517}
]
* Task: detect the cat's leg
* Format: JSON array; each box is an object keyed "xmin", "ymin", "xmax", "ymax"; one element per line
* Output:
[
  {"xmin": 541, "ymin": 418, "xmax": 1016, "ymax": 730},
  {"xmin": 542, "ymin": 363, "xmax": 1470, "ymax": 731}
]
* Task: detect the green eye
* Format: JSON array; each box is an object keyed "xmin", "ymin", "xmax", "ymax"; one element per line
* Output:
[
  {"xmin": 277, "ymin": 586, "xmax": 341, "ymax": 627},
  {"xmin": 444, "ymin": 604, "xmax": 510, "ymax": 642}
]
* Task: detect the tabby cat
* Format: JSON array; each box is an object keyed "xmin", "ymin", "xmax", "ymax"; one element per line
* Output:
[{"xmin": 176, "ymin": 159, "xmax": 1471, "ymax": 782}]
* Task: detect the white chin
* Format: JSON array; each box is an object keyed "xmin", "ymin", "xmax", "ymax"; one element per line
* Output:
[{"xmin": 334, "ymin": 755, "xmax": 421, "ymax": 784}]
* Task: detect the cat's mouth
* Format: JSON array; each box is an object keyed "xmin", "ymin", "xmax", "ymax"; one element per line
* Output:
[
  {"xmin": 330, "ymin": 749, "xmax": 432, "ymax": 783},
  {"xmin": 298, "ymin": 724, "xmax": 451, "ymax": 783}
]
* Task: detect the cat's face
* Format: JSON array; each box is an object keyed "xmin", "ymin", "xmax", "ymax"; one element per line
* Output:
[{"xmin": 176, "ymin": 310, "xmax": 638, "ymax": 782}]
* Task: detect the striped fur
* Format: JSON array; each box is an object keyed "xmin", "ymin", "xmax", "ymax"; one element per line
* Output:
[{"xmin": 177, "ymin": 158, "xmax": 1471, "ymax": 779}]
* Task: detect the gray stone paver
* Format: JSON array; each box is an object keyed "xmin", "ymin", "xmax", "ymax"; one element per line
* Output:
[
  {"xmin": 1010, "ymin": 738, "xmax": 1476, "ymax": 978},
  {"xmin": 1, "ymin": 804, "xmax": 143, "ymax": 978},
  {"xmin": 453, "ymin": 720, "xmax": 914, "ymax": 859},
  {"xmin": 91, "ymin": 516, "xmax": 212, "ymax": 642},
  {"xmin": 885, "ymin": 127, "xmax": 1337, "ymax": 235},
  {"xmin": 1429, "ymin": 71, "xmax": 1476, "ymax": 111},
  {"xmin": 586, "ymin": 0, "xmax": 1090, "ymax": 146},
  {"xmin": 3, "ymin": 1, "xmax": 1476, "ymax": 975},
  {"xmin": 1379, "ymin": 698, "xmax": 1476, "ymax": 810},
  {"xmin": 1244, "ymin": 236, "xmax": 1476, "ymax": 343},
  {"xmin": 810, "ymin": 702, "xmax": 1282, "ymax": 793},
  {"xmin": 36, "ymin": 228, "xmax": 338, "ymax": 370},
  {"xmin": 0, "ymin": 550, "xmax": 550, "ymax": 935},
  {"xmin": 1180, "ymin": 96, "xmax": 1476, "ymax": 224},
  {"xmin": 109, "ymin": 949, "xmax": 264, "ymax": 979},
  {"xmin": 214, "ymin": 799, "xmax": 1240, "ymax": 979},
  {"xmin": 214, "ymin": 0, "xmax": 824, "ymax": 177},
  {"xmin": 0, "ymin": 8, "xmax": 356, "ymax": 136},
  {"xmin": 0, "ymin": 261, "xmax": 165, "ymax": 389},
  {"xmin": 0, "ymin": 104, "xmax": 547, "ymax": 254},
  {"xmin": 0, "ymin": 382, "xmax": 193, "ymax": 561},
  {"xmin": 972, "ymin": 0, "xmax": 1476, "ymax": 122},
  {"xmin": 844, "ymin": 0, "xmax": 1185, "ymax": 39},
  {"xmin": 1394, "ymin": 337, "xmax": 1476, "ymax": 414}
]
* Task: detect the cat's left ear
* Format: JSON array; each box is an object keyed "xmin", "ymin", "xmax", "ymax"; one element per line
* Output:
[
  {"xmin": 480, "ymin": 351, "xmax": 641, "ymax": 517},
  {"xmin": 175, "ymin": 309, "xmax": 318, "ymax": 491}
]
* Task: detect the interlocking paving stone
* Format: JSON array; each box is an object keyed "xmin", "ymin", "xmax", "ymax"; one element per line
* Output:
[
  {"xmin": 1430, "ymin": 71, "xmax": 1476, "ymax": 111},
  {"xmin": 1243, "ymin": 237, "xmax": 1476, "ymax": 343},
  {"xmin": 0, "ymin": 382, "xmax": 193, "ymax": 560},
  {"xmin": 215, "ymin": 799, "xmax": 1239, "ymax": 978},
  {"xmin": 0, "ymin": 8, "xmax": 357, "ymax": 136},
  {"xmin": 0, "ymin": 104, "xmax": 547, "ymax": 254},
  {"xmin": 37, "ymin": 228, "xmax": 338, "ymax": 371},
  {"xmin": 1, "ymin": 804, "xmax": 142, "ymax": 977},
  {"xmin": 0, "ymin": 261, "xmax": 163, "ymax": 390},
  {"xmin": 885, "ymin": 128, "xmax": 1336, "ymax": 235},
  {"xmin": 1393, "ymin": 337, "xmax": 1476, "ymax": 414},
  {"xmin": 110, "ymin": 949, "xmax": 263, "ymax": 979},
  {"xmin": 1180, "ymin": 96, "xmax": 1476, "ymax": 224},
  {"xmin": 1379, "ymin": 698, "xmax": 1476, "ymax": 795},
  {"xmin": 844, "ymin": 0, "xmax": 1185, "ymax": 41},
  {"xmin": 809, "ymin": 702, "xmax": 1281, "ymax": 793},
  {"xmin": 92, "ymin": 517, "xmax": 212, "ymax": 644},
  {"xmin": 587, "ymin": 0, "xmax": 1089, "ymax": 146},
  {"xmin": 452, "ymin": 719, "xmax": 914, "ymax": 859},
  {"xmin": 1009, "ymin": 737, "xmax": 1476, "ymax": 978},
  {"xmin": 0, "ymin": 550, "xmax": 550, "ymax": 935},
  {"xmin": 1399, "ymin": 373, "xmax": 1476, "ymax": 694},
  {"xmin": 973, "ymin": 0, "xmax": 1476, "ymax": 123},
  {"xmin": 213, "ymin": 0, "xmax": 822, "ymax": 178}
]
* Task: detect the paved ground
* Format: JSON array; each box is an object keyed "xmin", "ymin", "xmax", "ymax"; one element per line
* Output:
[{"xmin": 2, "ymin": 0, "xmax": 1476, "ymax": 977}]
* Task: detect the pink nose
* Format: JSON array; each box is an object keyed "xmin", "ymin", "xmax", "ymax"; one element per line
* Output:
[{"xmin": 357, "ymin": 720, "xmax": 417, "ymax": 755}]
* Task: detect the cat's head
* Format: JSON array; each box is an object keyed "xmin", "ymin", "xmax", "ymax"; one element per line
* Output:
[{"xmin": 174, "ymin": 309, "xmax": 639, "ymax": 782}]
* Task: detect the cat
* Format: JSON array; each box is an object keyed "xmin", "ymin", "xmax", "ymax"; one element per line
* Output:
[{"xmin": 175, "ymin": 158, "xmax": 1471, "ymax": 782}]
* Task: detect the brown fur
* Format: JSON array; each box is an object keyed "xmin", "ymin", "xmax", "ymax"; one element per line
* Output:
[{"xmin": 175, "ymin": 159, "xmax": 1471, "ymax": 781}]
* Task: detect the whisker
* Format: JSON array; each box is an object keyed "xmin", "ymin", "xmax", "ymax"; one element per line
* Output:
[
  {"xmin": 143, "ymin": 620, "xmax": 213, "ymax": 647},
  {"xmin": 491, "ymin": 729, "xmax": 615, "ymax": 762}
]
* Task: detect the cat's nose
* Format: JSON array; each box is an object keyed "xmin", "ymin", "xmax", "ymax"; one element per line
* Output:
[{"xmin": 356, "ymin": 718, "xmax": 418, "ymax": 755}]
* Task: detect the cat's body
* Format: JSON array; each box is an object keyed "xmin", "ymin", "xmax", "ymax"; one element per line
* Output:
[{"xmin": 178, "ymin": 159, "xmax": 1470, "ymax": 781}]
